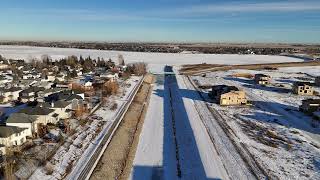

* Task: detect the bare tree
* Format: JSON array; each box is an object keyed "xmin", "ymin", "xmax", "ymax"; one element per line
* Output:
[
  {"xmin": 118, "ymin": 54, "xmax": 125, "ymax": 66},
  {"xmin": 41, "ymin": 54, "xmax": 52, "ymax": 65},
  {"xmin": 127, "ymin": 62, "xmax": 147, "ymax": 75}
]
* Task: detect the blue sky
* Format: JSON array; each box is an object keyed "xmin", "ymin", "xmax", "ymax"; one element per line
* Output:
[{"xmin": 0, "ymin": 0, "xmax": 320, "ymax": 43}]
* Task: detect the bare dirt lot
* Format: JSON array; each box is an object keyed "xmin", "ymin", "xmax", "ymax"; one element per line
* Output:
[
  {"xmin": 180, "ymin": 61, "xmax": 320, "ymax": 75},
  {"xmin": 90, "ymin": 74, "xmax": 154, "ymax": 180}
]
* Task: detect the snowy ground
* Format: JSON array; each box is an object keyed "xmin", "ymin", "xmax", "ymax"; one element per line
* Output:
[
  {"xmin": 1, "ymin": 45, "xmax": 313, "ymax": 179},
  {"xmin": 29, "ymin": 76, "xmax": 140, "ymax": 180},
  {"xmin": 131, "ymin": 70, "xmax": 230, "ymax": 180},
  {"xmin": 191, "ymin": 67, "xmax": 320, "ymax": 179},
  {"xmin": 129, "ymin": 75, "xmax": 177, "ymax": 180},
  {"xmin": 0, "ymin": 45, "xmax": 303, "ymax": 73}
]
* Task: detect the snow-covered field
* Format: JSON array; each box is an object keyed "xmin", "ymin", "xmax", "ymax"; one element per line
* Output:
[
  {"xmin": 0, "ymin": 45, "xmax": 303, "ymax": 73},
  {"xmin": 279, "ymin": 66, "xmax": 320, "ymax": 77},
  {"xmin": 2, "ymin": 45, "xmax": 315, "ymax": 179},
  {"xmin": 191, "ymin": 67, "xmax": 320, "ymax": 179}
]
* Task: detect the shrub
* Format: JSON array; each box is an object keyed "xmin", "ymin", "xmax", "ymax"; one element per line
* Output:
[
  {"xmin": 110, "ymin": 103, "xmax": 118, "ymax": 110},
  {"xmin": 103, "ymin": 81, "xmax": 119, "ymax": 96}
]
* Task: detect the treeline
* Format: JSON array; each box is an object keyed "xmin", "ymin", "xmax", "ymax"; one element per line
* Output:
[{"xmin": 2, "ymin": 41, "xmax": 320, "ymax": 55}]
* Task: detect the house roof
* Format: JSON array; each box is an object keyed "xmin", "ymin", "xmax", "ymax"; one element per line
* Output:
[
  {"xmin": 294, "ymin": 81, "xmax": 313, "ymax": 86},
  {"xmin": 255, "ymin": 74, "xmax": 270, "ymax": 78},
  {"xmin": 6, "ymin": 113, "xmax": 38, "ymax": 124},
  {"xmin": 46, "ymin": 90, "xmax": 83, "ymax": 102},
  {"xmin": 0, "ymin": 126, "xmax": 27, "ymax": 138},
  {"xmin": 0, "ymin": 87, "xmax": 22, "ymax": 93},
  {"xmin": 19, "ymin": 107, "xmax": 54, "ymax": 116},
  {"xmin": 302, "ymin": 99, "xmax": 320, "ymax": 104},
  {"xmin": 20, "ymin": 87, "xmax": 45, "ymax": 94},
  {"xmin": 38, "ymin": 100, "xmax": 71, "ymax": 108},
  {"xmin": 212, "ymin": 85, "xmax": 239, "ymax": 92}
]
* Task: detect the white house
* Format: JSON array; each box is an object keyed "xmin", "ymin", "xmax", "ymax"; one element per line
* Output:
[
  {"xmin": 56, "ymin": 74, "xmax": 66, "ymax": 82},
  {"xmin": 100, "ymin": 73, "xmax": 119, "ymax": 82},
  {"xmin": 22, "ymin": 73, "xmax": 40, "ymax": 80},
  {"xmin": 0, "ymin": 64, "xmax": 9, "ymax": 70},
  {"xmin": 19, "ymin": 87, "xmax": 45, "ymax": 103},
  {"xmin": 0, "ymin": 126, "xmax": 28, "ymax": 155},
  {"xmin": 6, "ymin": 107, "xmax": 57, "ymax": 136},
  {"xmin": 0, "ymin": 87, "xmax": 22, "ymax": 103},
  {"xmin": 6, "ymin": 113, "xmax": 38, "ymax": 137},
  {"xmin": 39, "ymin": 100, "xmax": 73, "ymax": 120},
  {"xmin": 0, "ymin": 75, "xmax": 13, "ymax": 84}
]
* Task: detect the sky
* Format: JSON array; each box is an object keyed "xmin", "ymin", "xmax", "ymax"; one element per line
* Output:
[{"xmin": 0, "ymin": 0, "xmax": 320, "ymax": 43}]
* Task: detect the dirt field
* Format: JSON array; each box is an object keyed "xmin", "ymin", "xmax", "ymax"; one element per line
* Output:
[
  {"xmin": 90, "ymin": 74, "xmax": 154, "ymax": 180},
  {"xmin": 180, "ymin": 61, "xmax": 320, "ymax": 75}
]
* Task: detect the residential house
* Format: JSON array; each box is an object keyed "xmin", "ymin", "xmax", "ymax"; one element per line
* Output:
[
  {"xmin": 38, "ymin": 100, "xmax": 73, "ymax": 119},
  {"xmin": 46, "ymin": 75, "xmax": 56, "ymax": 82},
  {"xmin": 292, "ymin": 82, "xmax": 314, "ymax": 95},
  {"xmin": 22, "ymin": 72, "xmax": 40, "ymax": 80},
  {"xmin": 36, "ymin": 88, "xmax": 64, "ymax": 102},
  {"xmin": 6, "ymin": 113, "xmax": 38, "ymax": 137},
  {"xmin": 0, "ymin": 74, "xmax": 13, "ymax": 84},
  {"xmin": 19, "ymin": 87, "xmax": 45, "ymax": 103},
  {"xmin": 210, "ymin": 85, "xmax": 247, "ymax": 106},
  {"xmin": 0, "ymin": 126, "xmax": 28, "ymax": 146},
  {"xmin": 17, "ymin": 79, "xmax": 37, "ymax": 88},
  {"xmin": 55, "ymin": 74, "xmax": 66, "ymax": 82},
  {"xmin": 6, "ymin": 107, "xmax": 57, "ymax": 136},
  {"xmin": 100, "ymin": 73, "xmax": 119, "ymax": 82},
  {"xmin": 0, "ymin": 87, "xmax": 22, "ymax": 103},
  {"xmin": 316, "ymin": 76, "xmax": 320, "ymax": 87},
  {"xmin": 0, "ymin": 64, "xmax": 9, "ymax": 70},
  {"xmin": 19, "ymin": 107, "xmax": 58, "ymax": 124},
  {"xmin": 45, "ymin": 90, "xmax": 85, "ymax": 110},
  {"xmin": 79, "ymin": 76, "xmax": 94, "ymax": 91},
  {"xmin": 53, "ymin": 83, "xmax": 70, "ymax": 89},
  {"xmin": 254, "ymin": 74, "xmax": 271, "ymax": 85},
  {"xmin": 31, "ymin": 81, "xmax": 54, "ymax": 90},
  {"xmin": 299, "ymin": 99, "xmax": 320, "ymax": 113}
]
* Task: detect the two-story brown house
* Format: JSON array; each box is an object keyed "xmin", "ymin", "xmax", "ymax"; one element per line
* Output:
[
  {"xmin": 254, "ymin": 74, "xmax": 271, "ymax": 85},
  {"xmin": 292, "ymin": 82, "xmax": 314, "ymax": 96}
]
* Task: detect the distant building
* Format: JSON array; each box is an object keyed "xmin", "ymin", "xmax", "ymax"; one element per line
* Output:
[
  {"xmin": 0, "ymin": 64, "xmax": 9, "ymax": 70},
  {"xmin": 316, "ymin": 76, "xmax": 320, "ymax": 87},
  {"xmin": 0, "ymin": 87, "xmax": 22, "ymax": 103},
  {"xmin": 292, "ymin": 82, "xmax": 314, "ymax": 96},
  {"xmin": 254, "ymin": 74, "xmax": 271, "ymax": 85},
  {"xmin": 210, "ymin": 85, "xmax": 247, "ymax": 106},
  {"xmin": 299, "ymin": 99, "xmax": 320, "ymax": 113}
]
